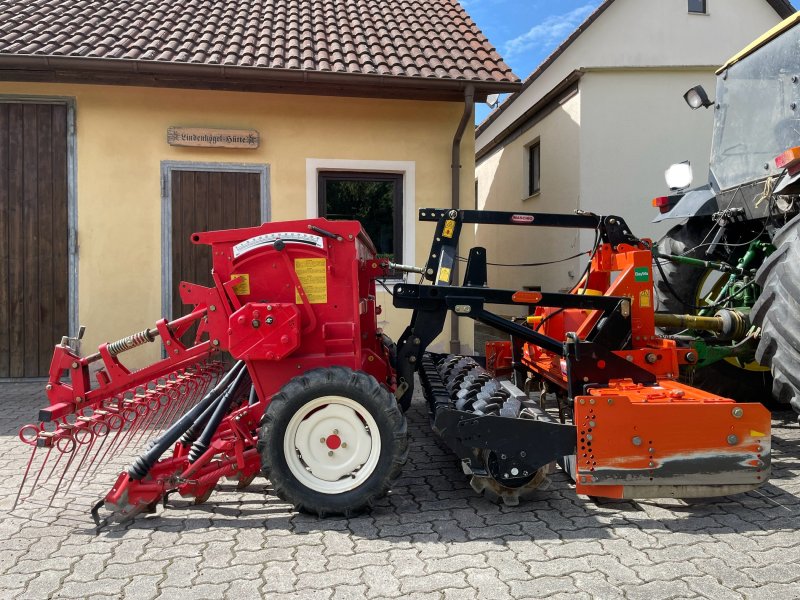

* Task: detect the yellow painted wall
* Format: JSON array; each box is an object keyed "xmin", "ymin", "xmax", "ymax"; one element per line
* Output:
[{"xmin": 0, "ymin": 81, "xmax": 475, "ymax": 365}]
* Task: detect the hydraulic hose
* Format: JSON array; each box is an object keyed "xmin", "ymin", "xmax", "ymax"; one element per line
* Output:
[
  {"xmin": 178, "ymin": 393, "xmax": 227, "ymax": 447},
  {"xmin": 188, "ymin": 366, "xmax": 251, "ymax": 463},
  {"xmin": 127, "ymin": 361, "xmax": 246, "ymax": 480},
  {"xmin": 177, "ymin": 363, "xmax": 248, "ymax": 447},
  {"xmin": 248, "ymin": 384, "xmax": 258, "ymax": 406}
]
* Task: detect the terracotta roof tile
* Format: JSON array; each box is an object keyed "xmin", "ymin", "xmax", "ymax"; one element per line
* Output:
[{"xmin": 0, "ymin": 0, "xmax": 517, "ymax": 85}]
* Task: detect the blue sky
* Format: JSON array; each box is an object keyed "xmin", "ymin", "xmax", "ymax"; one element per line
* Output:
[{"xmin": 464, "ymin": 0, "xmax": 605, "ymax": 123}]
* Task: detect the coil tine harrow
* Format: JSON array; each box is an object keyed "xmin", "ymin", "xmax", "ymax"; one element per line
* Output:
[{"xmin": 14, "ymin": 307, "xmax": 224, "ymax": 512}]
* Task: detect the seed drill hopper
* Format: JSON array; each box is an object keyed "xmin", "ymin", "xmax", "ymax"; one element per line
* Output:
[{"xmin": 15, "ymin": 210, "xmax": 772, "ymax": 521}]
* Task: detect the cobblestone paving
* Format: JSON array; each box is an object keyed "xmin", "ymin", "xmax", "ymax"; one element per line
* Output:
[{"xmin": 1, "ymin": 380, "xmax": 799, "ymax": 600}]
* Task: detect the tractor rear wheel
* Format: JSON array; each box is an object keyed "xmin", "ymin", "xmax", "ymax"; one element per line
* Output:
[
  {"xmin": 752, "ymin": 213, "xmax": 800, "ymax": 418},
  {"xmin": 258, "ymin": 366, "xmax": 408, "ymax": 516},
  {"xmin": 654, "ymin": 219, "xmax": 772, "ymax": 403}
]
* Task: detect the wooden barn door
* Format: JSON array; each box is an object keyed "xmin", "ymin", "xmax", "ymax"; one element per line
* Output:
[
  {"xmin": 0, "ymin": 102, "xmax": 70, "ymax": 377},
  {"xmin": 170, "ymin": 169, "xmax": 262, "ymax": 324}
]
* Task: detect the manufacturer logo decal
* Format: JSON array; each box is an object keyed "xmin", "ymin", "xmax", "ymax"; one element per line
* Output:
[
  {"xmin": 634, "ymin": 267, "xmax": 650, "ymax": 282},
  {"xmin": 511, "ymin": 214, "xmax": 535, "ymax": 224}
]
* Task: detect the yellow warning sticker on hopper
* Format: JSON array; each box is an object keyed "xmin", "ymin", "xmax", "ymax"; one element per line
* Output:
[
  {"xmin": 294, "ymin": 258, "xmax": 328, "ymax": 304},
  {"xmin": 231, "ymin": 274, "xmax": 250, "ymax": 295}
]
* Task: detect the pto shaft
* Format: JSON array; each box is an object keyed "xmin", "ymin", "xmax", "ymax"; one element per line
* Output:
[
  {"xmin": 655, "ymin": 313, "xmax": 724, "ymax": 333},
  {"xmin": 655, "ymin": 309, "xmax": 749, "ymax": 340}
]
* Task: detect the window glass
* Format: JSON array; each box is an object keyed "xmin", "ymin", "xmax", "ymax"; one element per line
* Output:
[
  {"xmin": 318, "ymin": 172, "xmax": 403, "ymax": 262},
  {"xmin": 528, "ymin": 142, "xmax": 541, "ymax": 196},
  {"xmin": 688, "ymin": 0, "xmax": 706, "ymax": 14}
]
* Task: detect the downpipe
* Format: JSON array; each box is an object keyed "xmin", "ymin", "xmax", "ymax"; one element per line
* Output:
[{"xmin": 449, "ymin": 84, "xmax": 475, "ymax": 354}]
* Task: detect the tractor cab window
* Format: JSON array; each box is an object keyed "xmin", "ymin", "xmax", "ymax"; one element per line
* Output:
[
  {"xmin": 710, "ymin": 24, "xmax": 800, "ymax": 190},
  {"xmin": 318, "ymin": 171, "xmax": 403, "ymax": 263}
]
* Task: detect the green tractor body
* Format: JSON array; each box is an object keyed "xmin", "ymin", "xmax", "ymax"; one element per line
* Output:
[{"xmin": 653, "ymin": 13, "xmax": 800, "ymax": 416}]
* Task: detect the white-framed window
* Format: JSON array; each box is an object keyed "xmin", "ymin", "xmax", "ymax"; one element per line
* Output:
[
  {"xmin": 688, "ymin": 0, "xmax": 707, "ymax": 14},
  {"xmin": 306, "ymin": 159, "xmax": 416, "ymax": 267}
]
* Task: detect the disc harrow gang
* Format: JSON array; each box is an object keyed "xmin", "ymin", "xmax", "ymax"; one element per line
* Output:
[{"xmin": 419, "ymin": 353, "xmax": 557, "ymax": 505}]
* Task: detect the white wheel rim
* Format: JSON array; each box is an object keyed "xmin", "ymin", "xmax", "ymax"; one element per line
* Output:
[{"xmin": 284, "ymin": 395, "xmax": 381, "ymax": 494}]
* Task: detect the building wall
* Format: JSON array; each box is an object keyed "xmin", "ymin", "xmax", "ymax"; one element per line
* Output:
[
  {"xmin": 475, "ymin": 91, "xmax": 582, "ymax": 300},
  {"xmin": 477, "ymin": 0, "xmax": 784, "ymax": 154},
  {"xmin": 0, "ymin": 81, "xmax": 476, "ymax": 365},
  {"xmin": 577, "ymin": 69, "xmax": 718, "ymax": 253}
]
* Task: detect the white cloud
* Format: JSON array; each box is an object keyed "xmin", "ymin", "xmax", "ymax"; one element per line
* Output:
[{"xmin": 503, "ymin": 4, "xmax": 597, "ymax": 58}]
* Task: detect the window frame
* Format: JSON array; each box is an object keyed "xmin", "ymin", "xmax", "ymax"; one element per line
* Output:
[
  {"xmin": 688, "ymin": 0, "xmax": 707, "ymax": 14},
  {"xmin": 317, "ymin": 170, "xmax": 404, "ymax": 263},
  {"xmin": 527, "ymin": 140, "xmax": 541, "ymax": 197}
]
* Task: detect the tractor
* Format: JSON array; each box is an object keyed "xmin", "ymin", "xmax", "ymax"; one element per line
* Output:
[{"xmin": 652, "ymin": 12, "xmax": 800, "ymax": 419}]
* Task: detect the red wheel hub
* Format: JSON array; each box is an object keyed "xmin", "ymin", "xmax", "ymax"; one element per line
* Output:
[{"xmin": 325, "ymin": 434, "xmax": 342, "ymax": 450}]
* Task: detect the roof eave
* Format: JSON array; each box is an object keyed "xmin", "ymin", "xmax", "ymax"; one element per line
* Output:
[
  {"xmin": 0, "ymin": 54, "xmax": 522, "ymax": 102},
  {"xmin": 476, "ymin": 69, "xmax": 583, "ymax": 161},
  {"xmin": 475, "ymin": 0, "xmax": 615, "ymax": 137}
]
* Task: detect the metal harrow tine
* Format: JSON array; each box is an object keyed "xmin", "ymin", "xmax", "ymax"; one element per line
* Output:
[
  {"xmin": 107, "ymin": 398, "xmax": 147, "ymax": 460},
  {"xmin": 141, "ymin": 378, "xmax": 186, "ymax": 444},
  {"xmin": 15, "ymin": 351, "xmax": 223, "ymax": 510},
  {"xmin": 85, "ymin": 400, "xmax": 134, "ymax": 478},
  {"xmin": 127, "ymin": 388, "xmax": 167, "ymax": 451},
  {"xmin": 46, "ymin": 436, "xmax": 79, "ymax": 508},
  {"xmin": 12, "ymin": 445, "xmax": 38, "ymax": 511},
  {"xmin": 110, "ymin": 395, "xmax": 151, "ymax": 458},
  {"xmin": 137, "ymin": 383, "xmax": 173, "ymax": 443},
  {"xmin": 24, "ymin": 444, "xmax": 54, "ymax": 504},
  {"xmin": 77, "ymin": 412, "xmax": 124, "ymax": 486},
  {"xmin": 64, "ymin": 421, "xmax": 109, "ymax": 495}
]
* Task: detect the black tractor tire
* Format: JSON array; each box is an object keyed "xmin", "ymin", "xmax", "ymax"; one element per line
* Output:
[
  {"xmin": 654, "ymin": 219, "xmax": 772, "ymax": 403},
  {"xmin": 258, "ymin": 366, "xmax": 408, "ymax": 516},
  {"xmin": 751, "ymin": 213, "xmax": 800, "ymax": 418}
]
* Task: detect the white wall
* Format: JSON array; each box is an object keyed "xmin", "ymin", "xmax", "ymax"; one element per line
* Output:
[
  {"xmin": 475, "ymin": 92, "xmax": 582, "ymax": 298},
  {"xmin": 578, "ymin": 68, "xmax": 719, "ymax": 254},
  {"xmin": 478, "ymin": 0, "xmax": 784, "ymax": 153}
]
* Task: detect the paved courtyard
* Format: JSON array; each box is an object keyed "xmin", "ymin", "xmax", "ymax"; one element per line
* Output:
[{"xmin": 0, "ymin": 380, "xmax": 799, "ymax": 600}]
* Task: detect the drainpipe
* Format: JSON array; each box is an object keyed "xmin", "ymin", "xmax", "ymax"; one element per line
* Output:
[{"xmin": 449, "ymin": 84, "xmax": 475, "ymax": 355}]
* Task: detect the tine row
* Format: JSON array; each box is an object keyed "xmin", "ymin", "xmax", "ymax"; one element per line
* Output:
[{"xmin": 13, "ymin": 359, "xmax": 224, "ymax": 511}]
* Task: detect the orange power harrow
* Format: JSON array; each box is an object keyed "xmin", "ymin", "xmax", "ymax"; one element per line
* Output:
[{"xmin": 403, "ymin": 208, "xmax": 772, "ymax": 502}]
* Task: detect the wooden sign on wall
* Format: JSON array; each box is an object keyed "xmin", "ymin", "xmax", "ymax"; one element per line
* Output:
[{"xmin": 167, "ymin": 127, "xmax": 260, "ymax": 149}]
